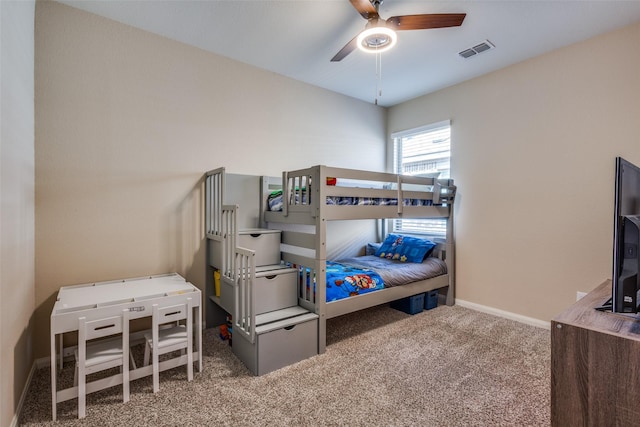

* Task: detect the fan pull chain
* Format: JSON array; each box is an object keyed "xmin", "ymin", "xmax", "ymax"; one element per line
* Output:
[{"xmin": 375, "ymin": 51, "xmax": 382, "ymax": 105}]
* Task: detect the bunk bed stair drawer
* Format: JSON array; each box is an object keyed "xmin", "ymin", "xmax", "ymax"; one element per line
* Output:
[
  {"xmin": 217, "ymin": 267, "xmax": 297, "ymax": 316},
  {"xmin": 391, "ymin": 293, "xmax": 425, "ymax": 315},
  {"xmin": 254, "ymin": 267, "xmax": 298, "ymax": 315},
  {"xmin": 237, "ymin": 229, "xmax": 282, "ymax": 267},
  {"xmin": 233, "ymin": 311, "xmax": 319, "ymax": 376},
  {"xmin": 208, "ymin": 229, "xmax": 282, "ymax": 269}
]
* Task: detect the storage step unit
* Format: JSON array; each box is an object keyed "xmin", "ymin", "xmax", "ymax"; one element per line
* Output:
[
  {"xmin": 233, "ymin": 306, "xmax": 318, "ymax": 376},
  {"xmin": 205, "ymin": 169, "xmax": 318, "ymax": 375}
]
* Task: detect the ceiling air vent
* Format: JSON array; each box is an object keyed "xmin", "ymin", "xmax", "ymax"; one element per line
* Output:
[{"xmin": 458, "ymin": 40, "xmax": 495, "ymax": 59}]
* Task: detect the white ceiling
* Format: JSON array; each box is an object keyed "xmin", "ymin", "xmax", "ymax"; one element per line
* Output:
[{"xmin": 58, "ymin": 0, "xmax": 640, "ymax": 107}]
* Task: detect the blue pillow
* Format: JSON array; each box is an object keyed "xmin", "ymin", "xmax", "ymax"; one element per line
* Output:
[
  {"xmin": 365, "ymin": 242, "xmax": 381, "ymax": 256},
  {"xmin": 374, "ymin": 234, "xmax": 436, "ymax": 263}
]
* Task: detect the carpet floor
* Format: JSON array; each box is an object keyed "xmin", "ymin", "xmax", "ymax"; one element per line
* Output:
[{"xmin": 19, "ymin": 304, "xmax": 550, "ymax": 426}]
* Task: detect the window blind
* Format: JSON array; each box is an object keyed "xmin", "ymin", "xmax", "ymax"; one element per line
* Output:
[{"xmin": 391, "ymin": 120, "xmax": 451, "ymax": 237}]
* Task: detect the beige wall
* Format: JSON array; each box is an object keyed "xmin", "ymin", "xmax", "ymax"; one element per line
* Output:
[
  {"xmin": 388, "ymin": 22, "xmax": 640, "ymax": 322},
  {"xmin": 33, "ymin": 2, "xmax": 386, "ymax": 359},
  {"xmin": 1, "ymin": 1, "xmax": 36, "ymax": 425}
]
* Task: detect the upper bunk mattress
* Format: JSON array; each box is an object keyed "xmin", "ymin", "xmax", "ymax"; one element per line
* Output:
[{"xmin": 267, "ymin": 191, "xmax": 433, "ymax": 211}]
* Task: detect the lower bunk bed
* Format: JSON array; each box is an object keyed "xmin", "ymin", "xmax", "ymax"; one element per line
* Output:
[
  {"xmin": 322, "ymin": 238, "xmax": 449, "ymax": 315},
  {"xmin": 281, "ymin": 235, "xmax": 453, "ymax": 353}
]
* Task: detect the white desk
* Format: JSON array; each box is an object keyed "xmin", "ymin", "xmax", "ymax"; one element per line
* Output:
[{"xmin": 50, "ymin": 273, "xmax": 202, "ymax": 421}]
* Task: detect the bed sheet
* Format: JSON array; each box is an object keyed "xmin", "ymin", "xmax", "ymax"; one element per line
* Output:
[
  {"xmin": 267, "ymin": 191, "xmax": 432, "ymax": 211},
  {"xmin": 325, "ymin": 196, "xmax": 433, "ymax": 207}
]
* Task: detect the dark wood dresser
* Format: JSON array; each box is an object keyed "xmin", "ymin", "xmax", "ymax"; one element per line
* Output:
[{"xmin": 551, "ymin": 279, "xmax": 640, "ymax": 426}]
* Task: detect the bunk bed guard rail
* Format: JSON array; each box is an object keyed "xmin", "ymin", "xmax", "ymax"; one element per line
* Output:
[
  {"xmin": 205, "ymin": 167, "xmax": 241, "ymax": 279},
  {"xmin": 205, "ymin": 167, "xmax": 225, "ymax": 235},
  {"xmin": 275, "ymin": 165, "xmax": 456, "ymax": 219}
]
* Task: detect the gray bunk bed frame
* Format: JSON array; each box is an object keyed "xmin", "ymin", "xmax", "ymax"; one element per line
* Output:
[
  {"xmin": 205, "ymin": 165, "xmax": 456, "ymax": 356},
  {"xmin": 262, "ymin": 165, "xmax": 456, "ymax": 353}
]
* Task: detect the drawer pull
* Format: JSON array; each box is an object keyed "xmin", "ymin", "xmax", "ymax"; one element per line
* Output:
[
  {"xmin": 284, "ymin": 325, "xmax": 296, "ymax": 331},
  {"xmin": 250, "ymin": 233, "xmax": 262, "ymax": 238},
  {"xmin": 265, "ymin": 275, "xmax": 277, "ymax": 280}
]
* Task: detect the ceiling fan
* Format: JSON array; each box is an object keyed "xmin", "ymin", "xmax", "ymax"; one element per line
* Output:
[{"xmin": 331, "ymin": 0, "xmax": 466, "ymax": 62}]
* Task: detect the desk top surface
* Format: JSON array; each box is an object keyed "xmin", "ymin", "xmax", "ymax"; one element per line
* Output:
[
  {"xmin": 53, "ymin": 273, "xmax": 199, "ymax": 315},
  {"xmin": 553, "ymin": 279, "xmax": 640, "ymax": 341}
]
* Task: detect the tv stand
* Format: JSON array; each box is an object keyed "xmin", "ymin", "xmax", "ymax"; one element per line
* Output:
[{"xmin": 551, "ymin": 280, "xmax": 640, "ymax": 425}]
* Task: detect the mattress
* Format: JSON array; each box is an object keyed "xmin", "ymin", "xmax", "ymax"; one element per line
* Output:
[
  {"xmin": 267, "ymin": 190, "xmax": 433, "ymax": 211},
  {"xmin": 315, "ymin": 255, "xmax": 447, "ymax": 303},
  {"xmin": 334, "ymin": 255, "xmax": 447, "ymax": 288}
]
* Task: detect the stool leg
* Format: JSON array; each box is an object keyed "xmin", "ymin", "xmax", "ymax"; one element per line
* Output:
[
  {"xmin": 143, "ymin": 341, "xmax": 150, "ymax": 367},
  {"xmin": 152, "ymin": 329, "xmax": 159, "ymax": 393},
  {"xmin": 78, "ymin": 353, "xmax": 86, "ymax": 418}
]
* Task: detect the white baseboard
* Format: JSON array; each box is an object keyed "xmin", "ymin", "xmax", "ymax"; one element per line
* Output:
[
  {"xmin": 11, "ymin": 360, "xmax": 37, "ymax": 427},
  {"xmin": 35, "ymin": 346, "xmax": 77, "ymax": 370},
  {"xmin": 455, "ymin": 298, "xmax": 551, "ymax": 330}
]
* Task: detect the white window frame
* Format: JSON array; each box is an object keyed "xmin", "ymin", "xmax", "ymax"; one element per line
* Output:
[{"xmin": 390, "ymin": 120, "xmax": 451, "ymax": 237}]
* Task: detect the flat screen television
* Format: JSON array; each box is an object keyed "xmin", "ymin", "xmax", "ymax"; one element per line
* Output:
[{"xmin": 609, "ymin": 157, "xmax": 640, "ymax": 313}]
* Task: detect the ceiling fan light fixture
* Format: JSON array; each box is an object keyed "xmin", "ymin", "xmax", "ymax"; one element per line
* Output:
[{"xmin": 357, "ymin": 26, "xmax": 397, "ymax": 54}]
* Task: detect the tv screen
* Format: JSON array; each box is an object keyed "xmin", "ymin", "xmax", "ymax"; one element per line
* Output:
[{"xmin": 612, "ymin": 157, "xmax": 640, "ymax": 313}]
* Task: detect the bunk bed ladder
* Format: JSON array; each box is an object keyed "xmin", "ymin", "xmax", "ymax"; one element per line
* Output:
[{"xmin": 207, "ymin": 167, "xmax": 320, "ymax": 375}]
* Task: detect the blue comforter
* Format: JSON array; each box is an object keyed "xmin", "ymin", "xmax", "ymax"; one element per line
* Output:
[{"xmin": 325, "ymin": 261, "xmax": 385, "ymax": 302}]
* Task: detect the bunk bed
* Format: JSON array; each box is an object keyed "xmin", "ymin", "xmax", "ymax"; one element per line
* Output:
[
  {"xmin": 261, "ymin": 165, "xmax": 455, "ymax": 353},
  {"xmin": 205, "ymin": 165, "xmax": 456, "ymax": 362}
]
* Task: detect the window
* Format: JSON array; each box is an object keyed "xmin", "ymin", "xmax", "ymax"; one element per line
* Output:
[{"xmin": 391, "ymin": 120, "xmax": 451, "ymax": 237}]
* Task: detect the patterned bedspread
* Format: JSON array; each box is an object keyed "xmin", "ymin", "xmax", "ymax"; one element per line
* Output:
[
  {"xmin": 325, "ymin": 261, "xmax": 385, "ymax": 302},
  {"xmin": 321, "ymin": 256, "xmax": 447, "ymax": 302}
]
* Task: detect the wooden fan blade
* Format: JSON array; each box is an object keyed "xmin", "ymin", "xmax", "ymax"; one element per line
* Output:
[
  {"xmin": 387, "ymin": 13, "xmax": 466, "ymax": 31},
  {"xmin": 331, "ymin": 35, "xmax": 358, "ymax": 62},
  {"xmin": 349, "ymin": 0, "xmax": 379, "ymax": 20}
]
